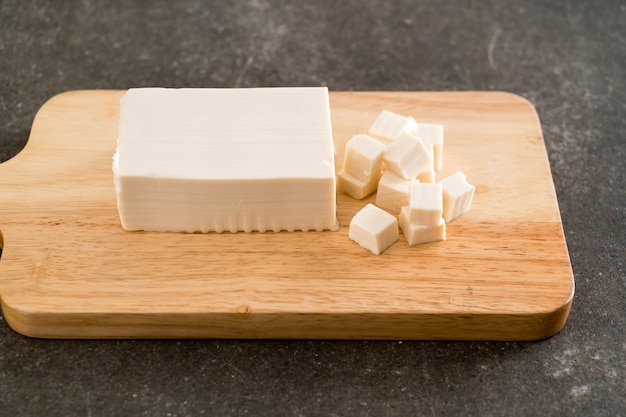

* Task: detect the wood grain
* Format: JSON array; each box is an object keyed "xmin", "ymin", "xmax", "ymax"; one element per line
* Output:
[{"xmin": 0, "ymin": 90, "xmax": 574, "ymax": 339}]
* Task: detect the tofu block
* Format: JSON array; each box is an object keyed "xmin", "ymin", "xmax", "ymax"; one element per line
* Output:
[
  {"xmin": 113, "ymin": 87, "xmax": 337, "ymax": 233},
  {"xmin": 399, "ymin": 206, "xmax": 446, "ymax": 246},
  {"xmin": 341, "ymin": 134, "xmax": 386, "ymax": 182},
  {"xmin": 407, "ymin": 182, "xmax": 443, "ymax": 226},
  {"xmin": 439, "ymin": 170, "xmax": 476, "ymax": 222},
  {"xmin": 349, "ymin": 204, "xmax": 399, "ymax": 255},
  {"xmin": 375, "ymin": 171, "xmax": 419, "ymax": 213},
  {"xmin": 415, "ymin": 123, "xmax": 444, "ymax": 171},
  {"xmin": 368, "ymin": 110, "xmax": 417, "ymax": 145},
  {"xmin": 337, "ymin": 170, "xmax": 378, "ymax": 200},
  {"xmin": 382, "ymin": 131, "xmax": 432, "ymax": 180}
]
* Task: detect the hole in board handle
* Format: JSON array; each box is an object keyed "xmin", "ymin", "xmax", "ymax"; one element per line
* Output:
[{"xmin": 0, "ymin": 229, "xmax": 3, "ymax": 260}]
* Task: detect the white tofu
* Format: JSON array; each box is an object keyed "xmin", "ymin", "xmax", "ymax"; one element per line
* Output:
[
  {"xmin": 439, "ymin": 170, "xmax": 475, "ymax": 222},
  {"xmin": 414, "ymin": 123, "xmax": 444, "ymax": 171},
  {"xmin": 382, "ymin": 131, "xmax": 432, "ymax": 180},
  {"xmin": 348, "ymin": 204, "xmax": 399, "ymax": 255},
  {"xmin": 341, "ymin": 134, "xmax": 386, "ymax": 183},
  {"xmin": 375, "ymin": 171, "xmax": 419, "ymax": 213},
  {"xmin": 407, "ymin": 182, "xmax": 443, "ymax": 226},
  {"xmin": 399, "ymin": 206, "xmax": 446, "ymax": 246},
  {"xmin": 368, "ymin": 110, "xmax": 417, "ymax": 145},
  {"xmin": 113, "ymin": 87, "xmax": 337, "ymax": 233},
  {"xmin": 337, "ymin": 170, "xmax": 378, "ymax": 200}
]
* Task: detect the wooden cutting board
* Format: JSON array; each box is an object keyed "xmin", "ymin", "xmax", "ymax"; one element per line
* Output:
[{"xmin": 0, "ymin": 90, "xmax": 574, "ymax": 340}]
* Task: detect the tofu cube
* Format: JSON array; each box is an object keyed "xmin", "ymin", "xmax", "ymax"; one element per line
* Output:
[
  {"xmin": 368, "ymin": 110, "xmax": 417, "ymax": 145},
  {"xmin": 375, "ymin": 171, "xmax": 419, "ymax": 213},
  {"xmin": 349, "ymin": 204, "xmax": 399, "ymax": 255},
  {"xmin": 407, "ymin": 182, "xmax": 443, "ymax": 226},
  {"xmin": 382, "ymin": 131, "xmax": 432, "ymax": 180},
  {"xmin": 399, "ymin": 206, "xmax": 446, "ymax": 246},
  {"xmin": 415, "ymin": 123, "xmax": 444, "ymax": 171},
  {"xmin": 341, "ymin": 134, "xmax": 386, "ymax": 183},
  {"xmin": 439, "ymin": 171, "xmax": 476, "ymax": 222},
  {"xmin": 337, "ymin": 170, "xmax": 379, "ymax": 200},
  {"xmin": 416, "ymin": 144, "xmax": 436, "ymax": 183}
]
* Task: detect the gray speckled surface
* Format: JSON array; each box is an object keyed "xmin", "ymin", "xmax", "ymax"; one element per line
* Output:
[{"xmin": 1, "ymin": 1, "xmax": 624, "ymax": 416}]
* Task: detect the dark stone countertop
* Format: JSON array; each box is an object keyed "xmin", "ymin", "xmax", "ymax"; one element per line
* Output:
[{"xmin": 0, "ymin": 1, "xmax": 624, "ymax": 416}]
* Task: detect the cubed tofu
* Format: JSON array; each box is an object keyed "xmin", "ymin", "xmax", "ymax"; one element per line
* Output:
[
  {"xmin": 382, "ymin": 131, "xmax": 432, "ymax": 180},
  {"xmin": 415, "ymin": 122, "xmax": 444, "ymax": 171},
  {"xmin": 399, "ymin": 206, "xmax": 446, "ymax": 246},
  {"xmin": 341, "ymin": 134, "xmax": 386, "ymax": 183},
  {"xmin": 439, "ymin": 170, "xmax": 475, "ymax": 222},
  {"xmin": 407, "ymin": 182, "xmax": 443, "ymax": 226},
  {"xmin": 375, "ymin": 171, "xmax": 419, "ymax": 213},
  {"xmin": 368, "ymin": 110, "xmax": 417, "ymax": 145},
  {"xmin": 349, "ymin": 204, "xmax": 399, "ymax": 255}
]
